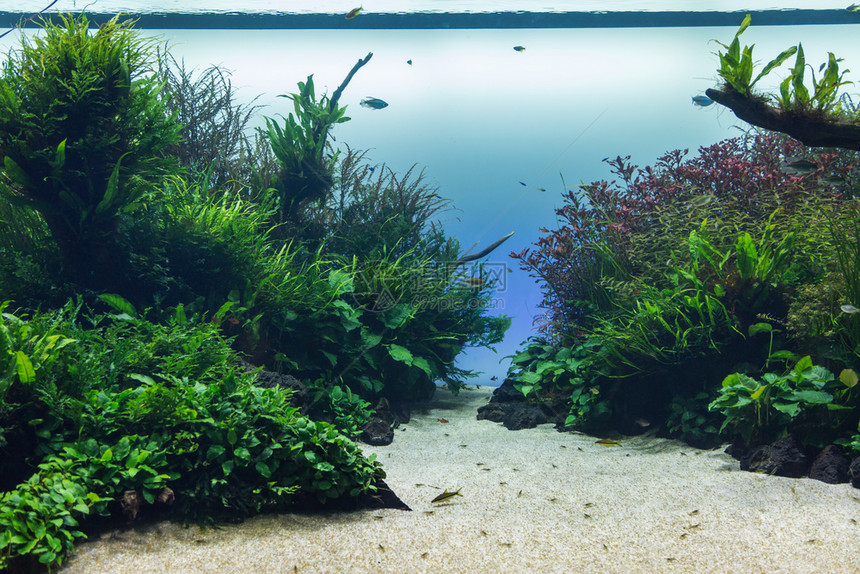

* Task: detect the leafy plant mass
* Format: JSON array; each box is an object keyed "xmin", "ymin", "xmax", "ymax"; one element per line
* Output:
[
  {"xmin": 0, "ymin": 14, "xmax": 509, "ymax": 571},
  {"xmin": 707, "ymin": 14, "xmax": 860, "ymax": 150}
]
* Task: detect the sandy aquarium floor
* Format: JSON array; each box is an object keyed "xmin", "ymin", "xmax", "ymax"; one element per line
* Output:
[{"xmin": 63, "ymin": 386, "xmax": 860, "ymax": 574}]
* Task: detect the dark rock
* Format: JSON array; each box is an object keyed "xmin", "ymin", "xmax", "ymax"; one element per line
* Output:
[
  {"xmin": 740, "ymin": 434, "xmax": 810, "ymax": 478},
  {"xmin": 502, "ymin": 404, "xmax": 548, "ymax": 430},
  {"xmin": 490, "ymin": 379, "xmax": 527, "ymax": 403},
  {"xmin": 390, "ymin": 401, "xmax": 411, "ymax": 425},
  {"xmin": 809, "ymin": 445, "xmax": 850, "ymax": 484},
  {"xmin": 538, "ymin": 400, "xmax": 569, "ymax": 426},
  {"xmin": 155, "ymin": 487, "xmax": 175, "ymax": 506},
  {"xmin": 361, "ymin": 416, "xmax": 394, "ymax": 446},
  {"xmin": 476, "ymin": 402, "xmax": 507, "ymax": 423},
  {"xmin": 850, "ymin": 457, "xmax": 860, "ymax": 488},
  {"xmin": 120, "ymin": 490, "xmax": 141, "ymax": 521},
  {"xmin": 478, "ymin": 400, "xmax": 552, "ymax": 430}
]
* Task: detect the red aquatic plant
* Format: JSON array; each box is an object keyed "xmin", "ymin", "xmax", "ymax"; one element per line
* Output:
[{"xmin": 511, "ymin": 132, "xmax": 855, "ymax": 340}]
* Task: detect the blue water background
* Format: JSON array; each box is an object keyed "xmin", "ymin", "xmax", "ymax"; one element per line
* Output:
[{"xmin": 2, "ymin": 10, "xmax": 859, "ymax": 385}]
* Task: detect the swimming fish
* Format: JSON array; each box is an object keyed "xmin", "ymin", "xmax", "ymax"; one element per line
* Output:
[
  {"xmin": 407, "ymin": 59, "xmax": 413, "ymax": 65},
  {"xmin": 692, "ymin": 95, "xmax": 714, "ymax": 107},
  {"xmin": 513, "ymin": 46, "xmax": 526, "ymax": 52},
  {"xmin": 595, "ymin": 438, "xmax": 622, "ymax": 447},
  {"xmin": 819, "ymin": 174, "xmax": 844, "ymax": 185},
  {"xmin": 345, "ymin": 6, "xmax": 363, "ymax": 19},
  {"xmin": 437, "ymin": 418, "xmax": 449, "ymax": 423},
  {"xmin": 360, "ymin": 97, "xmax": 389, "ymax": 110},
  {"xmin": 780, "ymin": 158, "xmax": 817, "ymax": 176},
  {"xmin": 688, "ymin": 195, "xmax": 713, "ymax": 208},
  {"xmin": 431, "ymin": 488, "xmax": 462, "ymax": 503},
  {"xmin": 841, "ymin": 304, "xmax": 860, "ymax": 314},
  {"xmin": 519, "ymin": 181, "xmax": 527, "ymax": 186}
]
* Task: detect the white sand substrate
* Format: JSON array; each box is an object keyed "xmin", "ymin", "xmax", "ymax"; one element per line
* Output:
[{"xmin": 62, "ymin": 386, "xmax": 860, "ymax": 574}]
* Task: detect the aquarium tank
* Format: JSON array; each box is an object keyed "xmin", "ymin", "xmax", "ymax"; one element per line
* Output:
[{"xmin": 1, "ymin": 0, "xmax": 860, "ymax": 570}]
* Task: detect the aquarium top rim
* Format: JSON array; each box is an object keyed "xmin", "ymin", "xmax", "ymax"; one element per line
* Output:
[{"xmin": 1, "ymin": 9, "xmax": 859, "ymax": 30}]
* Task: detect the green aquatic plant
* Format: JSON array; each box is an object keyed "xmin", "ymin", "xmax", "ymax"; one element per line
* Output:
[
  {"xmin": 506, "ymin": 338, "xmax": 610, "ymax": 430},
  {"xmin": 827, "ymin": 201, "xmax": 860, "ymax": 363},
  {"xmin": 266, "ymin": 75, "xmax": 350, "ymax": 219},
  {"xmin": 0, "ymin": 14, "xmax": 181, "ymax": 289},
  {"xmin": 0, "ymin": 302, "xmax": 387, "ymax": 570},
  {"xmin": 713, "ymin": 14, "xmax": 852, "ymax": 114},
  {"xmin": 156, "ymin": 49, "xmax": 269, "ymax": 190},
  {"xmin": 713, "ymin": 14, "xmax": 799, "ymax": 98},
  {"xmin": 709, "ymin": 355, "xmax": 858, "ymax": 447},
  {"xmin": 666, "ymin": 391, "xmax": 722, "ymax": 448}
]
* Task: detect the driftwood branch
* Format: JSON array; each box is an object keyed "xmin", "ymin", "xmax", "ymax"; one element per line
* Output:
[
  {"xmin": 705, "ymin": 87, "xmax": 860, "ymax": 151},
  {"xmin": 313, "ymin": 52, "xmax": 373, "ymax": 152},
  {"xmin": 0, "ymin": 0, "xmax": 59, "ymax": 39},
  {"xmin": 329, "ymin": 52, "xmax": 373, "ymax": 113},
  {"xmin": 451, "ymin": 231, "xmax": 515, "ymax": 268}
]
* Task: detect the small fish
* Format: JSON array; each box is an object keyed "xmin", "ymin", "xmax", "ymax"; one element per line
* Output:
[
  {"xmin": 490, "ymin": 376, "xmax": 498, "ymax": 381},
  {"xmin": 819, "ymin": 174, "xmax": 844, "ymax": 185},
  {"xmin": 692, "ymin": 95, "xmax": 714, "ymax": 107},
  {"xmin": 430, "ymin": 488, "xmax": 462, "ymax": 503},
  {"xmin": 780, "ymin": 158, "xmax": 817, "ymax": 176},
  {"xmin": 345, "ymin": 6, "xmax": 363, "ymax": 19},
  {"xmin": 437, "ymin": 418, "xmax": 449, "ymax": 423},
  {"xmin": 841, "ymin": 304, "xmax": 860, "ymax": 314},
  {"xmin": 368, "ymin": 166, "xmax": 375, "ymax": 172},
  {"xmin": 407, "ymin": 59, "xmax": 413, "ymax": 65},
  {"xmin": 633, "ymin": 417, "xmax": 651, "ymax": 429},
  {"xmin": 688, "ymin": 195, "xmax": 713, "ymax": 208},
  {"xmin": 595, "ymin": 438, "xmax": 622, "ymax": 447},
  {"xmin": 360, "ymin": 97, "xmax": 389, "ymax": 110},
  {"xmin": 519, "ymin": 181, "xmax": 527, "ymax": 186},
  {"xmin": 513, "ymin": 46, "xmax": 526, "ymax": 52},
  {"xmin": 537, "ymin": 188, "xmax": 547, "ymax": 192}
]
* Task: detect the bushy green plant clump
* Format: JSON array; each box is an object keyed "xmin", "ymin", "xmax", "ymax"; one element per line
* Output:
[
  {"xmin": 0, "ymin": 14, "xmax": 181, "ymax": 291},
  {"xmin": 0, "ymin": 302, "xmax": 383, "ymax": 570},
  {"xmin": 510, "ymin": 132, "xmax": 858, "ymax": 440},
  {"xmin": 715, "ymin": 14, "xmax": 854, "ymax": 118},
  {"xmin": 507, "ymin": 337, "xmax": 610, "ymax": 431},
  {"xmin": 710, "ymin": 356, "xmax": 859, "ymax": 448}
]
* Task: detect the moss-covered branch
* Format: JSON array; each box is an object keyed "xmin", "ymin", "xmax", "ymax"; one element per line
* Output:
[{"xmin": 705, "ymin": 87, "xmax": 860, "ymax": 151}]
